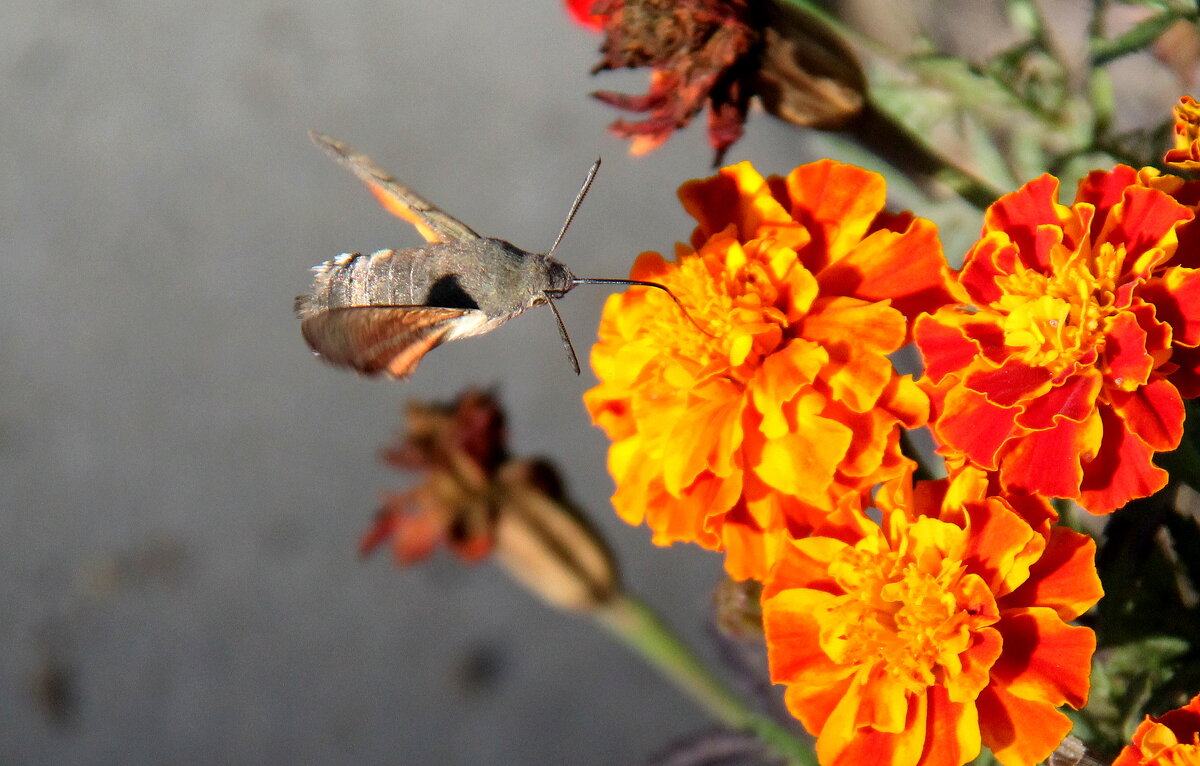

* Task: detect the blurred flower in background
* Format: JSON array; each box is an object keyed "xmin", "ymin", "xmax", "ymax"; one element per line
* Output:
[
  {"xmin": 1113, "ymin": 692, "xmax": 1200, "ymax": 766},
  {"xmin": 362, "ymin": 390, "xmax": 619, "ymax": 612},
  {"xmin": 1166, "ymin": 95, "xmax": 1200, "ymax": 170}
]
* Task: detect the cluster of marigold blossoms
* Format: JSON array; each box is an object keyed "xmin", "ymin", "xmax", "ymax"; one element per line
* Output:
[
  {"xmin": 581, "ymin": 97, "xmax": 1200, "ymax": 766},
  {"xmin": 361, "ymin": 94, "xmax": 1200, "ymax": 765}
]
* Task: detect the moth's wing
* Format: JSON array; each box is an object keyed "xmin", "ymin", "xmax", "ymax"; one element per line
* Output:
[
  {"xmin": 299, "ymin": 305, "xmax": 479, "ymax": 378},
  {"xmin": 309, "ymin": 132, "xmax": 480, "ymax": 244}
]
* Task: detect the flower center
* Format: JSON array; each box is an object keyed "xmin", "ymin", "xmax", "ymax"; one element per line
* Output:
[
  {"xmin": 653, "ymin": 244, "xmax": 791, "ymax": 377},
  {"xmin": 821, "ymin": 541, "xmax": 994, "ymax": 694},
  {"xmin": 992, "ymin": 242, "xmax": 1123, "ymax": 372}
]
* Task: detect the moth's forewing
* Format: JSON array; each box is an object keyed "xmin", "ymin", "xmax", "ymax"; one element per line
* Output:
[
  {"xmin": 298, "ymin": 305, "xmax": 479, "ymax": 378},
  {"xmin": 309, "ymin": 131, "xmax": 480, "ymax": 244}
]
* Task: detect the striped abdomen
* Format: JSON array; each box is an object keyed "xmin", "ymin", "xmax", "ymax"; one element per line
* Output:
[{"xmin": 296, "ymin": 246, "xmax": 476, "ymax": 318}]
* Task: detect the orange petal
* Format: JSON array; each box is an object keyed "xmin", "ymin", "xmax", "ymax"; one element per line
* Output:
[
  {"xmin": 817, "ymin": 216, "xmax": 954, "ymax": 323},
  {"xmin": 786, "ymin": 160, "xmax": 887, "ymax": 264},
  {"xmin": 1096, "ymin": 183, "xmax": 1192, "ymax": 265},
  {"xmin": 1002, "ymin": 526, "xmax": 1102, "ymax": 621},
  {"xmin": 959, "ymin": 499, "xmax": 1044, "ymax": 599},
  {"xmin": 999, "ymin": 412, "xmax": 1097, "ymax": 500},
  {"xmin": 918, "ymin": 685, "xmax": 982, "ymax": 766},
  {"xmin": 977, "ymin": 682, "xmax": 1073, "ymax": 766},
  {"xmin": 816, "ymin": 677, "xmax": 928, "ymax": 766},
  {"xmin": 1077, "ymin": 407, "xmax": 1169, "ymax": 513},
  {"xmin": 989, "ymin": 607, "xmax": 1095, "ymax": 710},
  {"xmin": 763, "ymin": 587, "xmax": 851, "ymax": 686},
  {"xmin": 981, "ymin": 174, "xmax": 1073, "ymax": 272},
  {"xmin": 934, "ymin": 386, "xmax": 1020, "ymax": 471},
  {"xmin": 755, "ymin": 412, "xmax": 853, "ymax": 504},
  {"xmin": 679, "ymin": 162, "xmax": 806, "ymax": 247}
]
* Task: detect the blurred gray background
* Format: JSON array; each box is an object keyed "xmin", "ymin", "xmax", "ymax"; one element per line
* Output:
[{"xmin": 0, "ymin": 0, "xmax": 1188, "ymax": 764}]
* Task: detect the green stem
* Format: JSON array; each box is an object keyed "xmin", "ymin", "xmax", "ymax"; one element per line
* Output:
[
  {"xmin": 595, "ymin": 593, "xmax": 817, "ymax": 766},
  {"xmin": 1091, "ymin": 8, "xmax": 1199, "ymax": 66},
  {"xmin": 848, "ymin": 101, "xmax": 1005, "ymax": 210}
]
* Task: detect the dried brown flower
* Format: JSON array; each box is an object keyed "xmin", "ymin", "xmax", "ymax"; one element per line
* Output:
[{"xmin": 577, "ymin": 0, "xmax": 865, "ymax": 164}]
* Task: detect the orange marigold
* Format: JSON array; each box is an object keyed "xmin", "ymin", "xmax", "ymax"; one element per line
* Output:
[
  {"xmin": 1114, "ymin": 693, "xmax": 1200, "ymax": 766},
  {"xmin": 762, "ymin": 470, "xmax": 1102, "ymax": 766},
  {"xmin": 585, "ymin": 160, "xmax": 954, "ymax": 580},
  {"xmin": 1165, "ymin": 95, "xmax": 1200, "ymax": 171},
  {"xmin": 915, "ymin": 166, "xmax": 1200, "ymax": 513}
]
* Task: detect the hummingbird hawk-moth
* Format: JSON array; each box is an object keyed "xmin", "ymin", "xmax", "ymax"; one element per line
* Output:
[{"xmin": 297, "ymin": 132, "xmax": 691, "ymax": 379}]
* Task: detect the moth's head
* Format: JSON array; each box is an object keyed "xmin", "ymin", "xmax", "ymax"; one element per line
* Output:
[{"xmin": 542, "ymin": 259, "xmax": 575, "ymax": 299}]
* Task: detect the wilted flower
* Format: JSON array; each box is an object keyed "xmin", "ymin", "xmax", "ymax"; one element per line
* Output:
[
  {"xmin": 570, "ymin": 0, "xmax": 864, "ymax": 163},
  {"xmin": 1165, "ymin": 95, "xmax": 1200, "ymax": 171},
  {"xmin": 915, "ymin": 166, "xmax": 1199, "ymax": 513},
  {"xmin": 585, "ymin": 160, "xmax": 954, "ymax": 581},
  {"xmin": 361, "ymin": 390, "xmax": 506, "ymax": 563},
  {"xmin": 1113, "ymin": 692, "xmax": 1200, "ymax": 766},
  {"xmin": 762, "ymin": 471, "xmax": 1102, "ymax": 766},
  {"xmin": 362, "ymin": 390, "xmax": 619, "ymax": 611}
]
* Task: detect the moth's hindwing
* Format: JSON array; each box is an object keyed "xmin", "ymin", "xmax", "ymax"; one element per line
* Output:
[{"xmin": 298, "ymin": 305, "xmax": 479, "ymax": 378}]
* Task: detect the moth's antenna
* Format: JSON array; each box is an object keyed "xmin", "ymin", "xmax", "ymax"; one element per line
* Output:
[
  {"xmin": 547, "ymin": 158, "xmax": 601, "ymax": 261},
  {"xmin": 544, "ymin": 294, "xmax": 581, "ymax": 375},
  {"xmin": 571, "ymin": 277, "xmax": 716, "ymax": 338}
]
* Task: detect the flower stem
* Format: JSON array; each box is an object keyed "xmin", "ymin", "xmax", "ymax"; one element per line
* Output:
[
  {"xmin": 1090, "ymin": 8, "xmax": 1199, "ymax": 66},
  {"xmin": 848, "ymin": 101, "xmax": 1004, "ymax": 210},
  {"xmin": 594, "ymin": 593, "xmax": 817, "ymax": 766}
]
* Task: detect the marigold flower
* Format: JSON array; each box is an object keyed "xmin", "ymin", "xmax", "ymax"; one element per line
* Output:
[
  {"xmin": 915, "ymin": 166, "xmax": 1200, "ymax": 513},
  {"xmin": 585, "ymin": 160, "xmax": 954, "ymax": 580},
  {"xmin": 1165, "ymin": 96, "xmax": 1200, "ymax": 171},
  {"xmin": 762, "ymin": 472, "xmax": 1102, "ymax": 766},
  {"xmin": 1113, "ymin": 693, "xmax": 1200, "ymax": 766}
]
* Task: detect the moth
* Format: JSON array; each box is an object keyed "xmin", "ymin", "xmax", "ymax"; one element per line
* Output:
[{"xmin": 297, "ymin": 132, "xmax": 694, "ymax": 379}]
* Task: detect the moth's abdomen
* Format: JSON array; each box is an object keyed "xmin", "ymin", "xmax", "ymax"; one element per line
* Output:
[{"xmin": 296, "ymin": 249, "xmax": 422, "ymax": 317}]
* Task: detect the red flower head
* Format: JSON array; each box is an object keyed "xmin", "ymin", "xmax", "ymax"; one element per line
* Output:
[
  {"xmin": 585, "ymin": 160, "xmax": 954, "ymax": 580},
  {"xmin": 762, "ymin": 469, "xmax": 1102, "ymax": 766},
  {"xmin": 915, "ymin": 167, "xmax": 1200, "ymax": 513},
  {"xmin": 1165, "ymin": 95, "xmax": 1200, "ymax": 172},
  {"xmin": 1113, "ymin": 692, "xmax": 1200, "ymax": 766},
  {"xmin": 564, "ymin": 0, "xmax": 608, "ymax": 31}
]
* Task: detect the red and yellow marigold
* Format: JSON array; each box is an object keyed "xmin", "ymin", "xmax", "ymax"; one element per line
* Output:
[
  {"xmin": 1165, "ymin": 95, "xmax": 1200, "ymax": 171},
  {"xmin": 762, "ymin": 469, "xmax": 1102, "ymax": 766},
  {"xmin": 915, "ymin": 166, "xmax": 1200, "ymax": 513},
  {"xmin": 1113, "ymin": 692, "xmax": 1200, "ymax": 766},
  {"xmin": 585, "ymin": 160, "xmax": 953, "ymax": 580}
]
